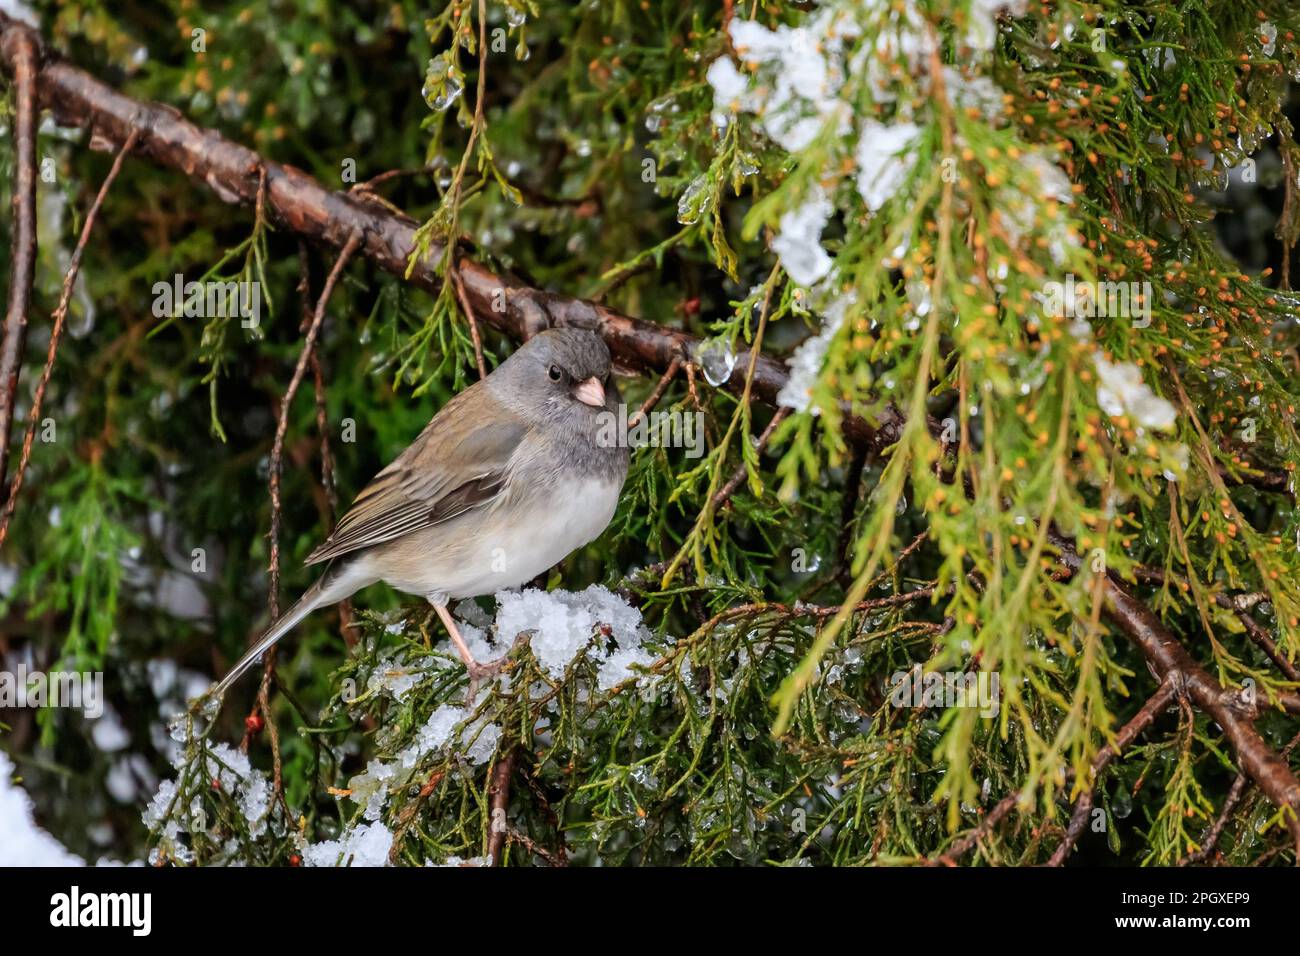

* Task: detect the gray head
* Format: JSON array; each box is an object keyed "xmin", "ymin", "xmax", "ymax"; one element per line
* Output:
[{"xmin": 488, "ymin": 327, "xmax": 620, "ymax": 433}]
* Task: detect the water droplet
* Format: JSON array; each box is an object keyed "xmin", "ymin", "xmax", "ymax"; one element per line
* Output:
[
  {"xmin": 422, "ymin": 56, "xmax": 463, "ymax": 112},
  {"xmin": 695, "ymin": 336, "xmax": 737, "ymax": 387},
  {"xmin": 1112, "ymin": 786, "xmax": 1133, "ymax": 819},
  {"xmin": 167, "ymin": 714, "xmax": 189, "ymax": 743},
  {"xmin": 676, "ymin": 175, "xmax": 709, "ymax": 225},
  {"xmin": 506, "ymin": 6, "xmax": 527, "ymax": 28}
]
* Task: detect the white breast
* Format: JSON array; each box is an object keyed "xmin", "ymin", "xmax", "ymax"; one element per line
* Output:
[{"xmin": 373, "ymin": 476, "xmax": 622, "ymax": 603}]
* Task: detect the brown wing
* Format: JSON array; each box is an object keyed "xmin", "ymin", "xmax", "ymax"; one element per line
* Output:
[{"xmin": 304, "ymin": 388, "xmax": 528, "ymax": 565}]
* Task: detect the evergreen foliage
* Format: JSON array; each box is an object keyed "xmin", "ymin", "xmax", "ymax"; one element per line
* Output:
[{"xmin": 2, "ymin": 0, "xmax": 1300, "ymax": 866}]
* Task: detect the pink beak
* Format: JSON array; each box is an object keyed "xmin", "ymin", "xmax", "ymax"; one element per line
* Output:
[{"xmin": 573, "ymin": 376, "xmax": 606, "ymax": 407}]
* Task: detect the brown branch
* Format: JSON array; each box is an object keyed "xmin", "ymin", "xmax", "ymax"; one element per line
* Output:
[
  {"xmin": 927, "ymin": 790, "xmax": 1024, "ymax": 866},
  {"xmin": 0, "ymin": 26, "xmax": 39, "ymax": 496},
  {"xmin": 487, "ymin": 745, "xmax": 518, "ymax": 866},
  {"xmin": 933, "ymin": 688, "xmax": 1179, "ymax": 870},
  {"xmin": 0, "ymin": 12, "xmax": 886, "ymax": 454},
  {"xmin": 1048, "ymin": 678, "xmax": 1180, "ymax": 866},
  {"xmin": 1135, "ymin": 565, "xmax": 1298, "ymax": 683},
  {"xmin": 1235, "ymin": 605, "xmax": 1300, "ymax": 684},
  {"xmin": 927, "ymin": 537, "xmax": 1300, "ymax": 865},
  {"xmin": 627, "ymin": 354, "xmax": 683, "ymax": 430},
  {"xmin": 0, "ymin": 128, "xmax": 139, "ymax": 550},
  {"xmin": 693, "ymin": 585, "xmax": 939, "ymax": 639},
  {"xmin": 1053, "ymin": 532, "xmax": 1300, "ymax": 857}
]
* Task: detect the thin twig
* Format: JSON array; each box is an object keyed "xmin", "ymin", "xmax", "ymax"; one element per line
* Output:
[
  {"xmin": 709, "ymin": 406, "xmax": 790, "ymax": 513},
  {"xmin": 241, "ymin": 230, "xmax": 363, "ymax": 797},
  {"xmin": 1179, "ymin": 728, "xmax": 1300, "ymax": 865},
  {"xmin": 928, "ymin": 790, "xmax": 1024, "ymax": 866},
  {"xmin": 451, "ymin": 264, "xmax": 488, "ymax": 379},
  {"xmin": 389, "ymin": 768, "xmax": 447, "ymax": 864},
  {"xmin": 627, "ymin": 354, "xmax": 683, "ymax": 429},
  {"xmin": 0, "ymin": 128, "xmax": 140, "ymax": 550},
  {"xmin": 296, "ymin": 243, "xmax": 353, "ymax": 644},
  {"xmin": 691, "ymin": 585, "xmax": 939, "ymax": 641},
  {"xmin": 266, "ymin": 230, "xmax": 361, "ymax": 615},
  {"xmin": 0, "ymin": 28, "xmax": 39, "ymax": 495},
  {"xmin": 1179, "ymin": 773, "xmax": 1249, "ymax": 866},
  {"xmin": 505, "ymin": 826, "xmax": 567, "ymax": 866},
  {"xmin": 349, "ymin": 165, "xmax": 436, "ymax": 195},
  {"xmin": 683, "ymin": 360, "xmax": 700, "ymax": 408},
  {"xmin": 1048, "ymin": 678, "xmax": 1180, "ymax": 866}
]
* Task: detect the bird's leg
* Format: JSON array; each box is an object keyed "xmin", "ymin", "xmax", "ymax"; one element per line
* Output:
[
  {"xmin": 431, "ymin": 602, "xmax": 506, "ymax": 704},
  {"xmin": 432, "ymin": 602, "xmax": 477, "ymax": 666}
]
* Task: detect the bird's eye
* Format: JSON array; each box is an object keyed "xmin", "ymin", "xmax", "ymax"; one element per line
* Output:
[{"xmin": 548, "ymin": 365, "xmax": 563, "ymax": 382}]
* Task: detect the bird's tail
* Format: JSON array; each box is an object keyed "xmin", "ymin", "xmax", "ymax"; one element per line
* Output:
[{"xmin": 211, "ymin": 579, "xmax": 328, "ymax": 698}]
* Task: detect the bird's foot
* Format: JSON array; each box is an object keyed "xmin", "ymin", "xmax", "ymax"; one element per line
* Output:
[
  {"xmin": 464, "ymin": 657, "xmax": 509, "ymax": 706},
  {"xmin": 430, "ymin": 602, "xmax": 518, "ymax": 705}
]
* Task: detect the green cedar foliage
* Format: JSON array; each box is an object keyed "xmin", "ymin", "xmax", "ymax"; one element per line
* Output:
[{"xmin": 1, "ymin": 0, "xmax": 1299, "ymax": 866}]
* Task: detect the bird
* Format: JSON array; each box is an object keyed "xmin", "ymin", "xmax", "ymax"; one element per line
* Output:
[{"xmin": 211, "ymin": 327, "xmax": 629, "ymax": 699}]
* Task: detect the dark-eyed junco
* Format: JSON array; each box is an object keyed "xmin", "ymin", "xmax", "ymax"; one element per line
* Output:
[{"xmin": 212, "ymin": 328, "xmax": 629, "ymax": 697}]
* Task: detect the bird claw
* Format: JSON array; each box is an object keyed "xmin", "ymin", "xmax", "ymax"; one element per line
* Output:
[{"xmin": 464, "ymin": 658, "xmax": 508, "ymax": 706}]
